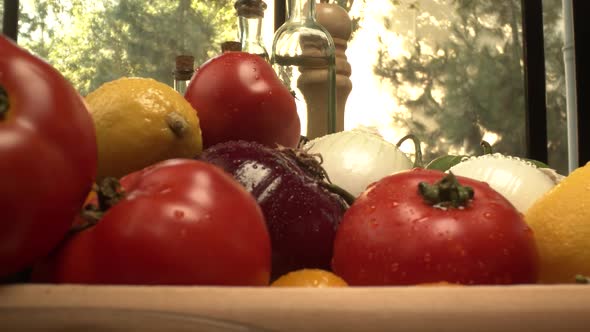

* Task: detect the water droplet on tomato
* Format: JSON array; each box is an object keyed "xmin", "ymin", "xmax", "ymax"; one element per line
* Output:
[
  {"xmin": 477, "ymin": 261, "xmax": 485, "ymax": 269},
  {"xmin": 391, "ymin": 263, "xmax": 399, "ymax": 272},
  {"xmin": 483, "ymin": 212, "xmax": 492, "ymax": 218},
  {"xmin": 391, "ymin": 201, "xmax": 399, "ymax": 207}
]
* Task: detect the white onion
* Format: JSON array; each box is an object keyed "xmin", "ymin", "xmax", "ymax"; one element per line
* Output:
[
  {"xmin": 303, "ymin": 129, "xmax": 414, "ymax": 198},
  {"xmin": 449, "ymin": 153, "xmax": 559, "ymax": 213}
]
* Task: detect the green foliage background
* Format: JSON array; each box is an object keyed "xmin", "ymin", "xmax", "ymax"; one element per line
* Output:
[
  {"xmin": 13, "ymin": 0, "xmax": 567, "ymax": 173},
  {"xmin": 373, "ymin": 0, "xmax": 567, "ymax": 172},
  {"xmin": 18, "ymin": 0, "xmax": 235, "ymax": 96}
]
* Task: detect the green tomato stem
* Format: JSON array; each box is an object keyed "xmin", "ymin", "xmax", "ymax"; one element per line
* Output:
[
  {"xmin": 0, "ymin": 85, "xmax": 9, "ymax": 121},
  {"xmin": 72, "ymin": 177, "xmax": 126, "ymax": 233},
  {"xmin": 396, "ymin": 134, "xmax": 424, "ymax": 168},
  {"xmin": 418, "ymin": 172, "xmax": 474, "ymax": 209}
]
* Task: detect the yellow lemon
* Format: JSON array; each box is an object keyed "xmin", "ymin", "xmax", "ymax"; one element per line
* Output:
[
  {"xmin": 86, "ymin": 77, "xmax": 202, "ymax": 180},
  {"xmin": 271, "ymin": 269, "xmax": 348, "ymax": 287},
  {"xmin": 524, "ymin": 162, "xmax": 590, "ymax": 283}
]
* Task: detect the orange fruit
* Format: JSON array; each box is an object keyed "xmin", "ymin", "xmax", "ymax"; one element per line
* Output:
[{"xmin": 271, "ymin": 269, "xmax": 348, "ymax": 287}]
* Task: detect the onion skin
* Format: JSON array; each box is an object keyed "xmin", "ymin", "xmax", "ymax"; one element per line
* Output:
[
  {"xmin": 200, "ymin": 140, "xmax": 348, "ymax": 279},
  {"xmin": 449, "ymin": 154, "xmax": 557, "ymax": 213},
  {"xmin": 303, "ymin": 130, "xmax": 414, "ymax": 198}
]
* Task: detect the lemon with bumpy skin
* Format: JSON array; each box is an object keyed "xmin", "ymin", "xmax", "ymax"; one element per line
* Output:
[
  {"xmin": 86, "ymin": 77, "xmax": 202, "ymax": 180},
  {"xmin": 524, "ymin": 162, "xmax": 590, "ymax": 283}
]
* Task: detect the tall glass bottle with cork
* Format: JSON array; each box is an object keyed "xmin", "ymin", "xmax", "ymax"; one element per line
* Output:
[
  {"xmin": 271, "ymin": 0, "xmax": 337, "ymax": 139},
  {"xmin": 235, "ymin": 0, "xmax": 269, "ymax": 61}
]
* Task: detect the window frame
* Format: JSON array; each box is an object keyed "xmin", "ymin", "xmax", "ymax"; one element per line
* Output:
[
  {"xmin": 573, "ymin": 0, "xmax": 588, "ymax": 166},
  {"xmin": 2, "ymin": 0, "xmax": 19, "ymax": 42},
  {"xmin": 1, "ymin": 0, "xmax": 585, "ymax": 167}
]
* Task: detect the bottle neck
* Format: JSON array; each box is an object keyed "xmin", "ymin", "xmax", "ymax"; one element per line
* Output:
[
  {"xmin": 287, "ymin": 0, "xmax": 315, "ymax": 22},
  {"xmin": 238, "ymin": 15, "xmax": 264, "ymax": 44}
]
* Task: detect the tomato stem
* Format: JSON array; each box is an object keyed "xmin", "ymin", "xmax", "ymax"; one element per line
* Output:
[
  {"xmin": 396, "ymin": 134, "xmax": 423, "ymax": 168},
  {"xmin": 74, "ymin": 177, "xmax": 126, "ymax": 233},
  {"xmin": 418, "ymin": 172, "xmax": 474, "ymax": 209},
  {"xmin": 0, "ymin": 85, "xmax": 9, "ymax": 121}
]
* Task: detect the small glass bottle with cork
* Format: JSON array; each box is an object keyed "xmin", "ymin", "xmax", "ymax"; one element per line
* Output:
[{"xmin": 173, "ymin": 55, "xmax": 195, "ymax": 95}]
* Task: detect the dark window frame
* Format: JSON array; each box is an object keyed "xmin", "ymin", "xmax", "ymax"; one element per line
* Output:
[
  {"xmin": 2, "ymin": 0, "xmax": 19, "ymax": 42},
  {"xmin": 573, "ymin": 0, "xmax": 588, "ymax": 166},
  {"xmin": 2, "ymin": 0, "xmax": 585, "ymax": 166}
]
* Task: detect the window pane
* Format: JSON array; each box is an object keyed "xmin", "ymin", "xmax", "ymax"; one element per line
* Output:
[
  {"xmin": 543, "ymin": 0, "xmax": 568, "ymax": 174},
  {"xmin": 18, "ymin": 0, "xmax": 237, "ymax": 96},
  {"xmin": 343, "ymin": 0, "xmax": 565, "ymax": 173}
]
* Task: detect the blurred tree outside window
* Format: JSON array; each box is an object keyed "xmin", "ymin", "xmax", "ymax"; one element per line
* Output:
[
  {"xmin": 13, "ymin": 0, "xmax": 567, "ymax": 174},
  {"xmin": 17, "ymin": 0, "xmax": 237, "ymax": 96},
  {"xmin": 342, "ymin": 0, "xmax": 566, "ymax": 174}
]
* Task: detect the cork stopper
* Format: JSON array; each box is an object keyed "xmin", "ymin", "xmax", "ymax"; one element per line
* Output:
[
  {"xmin": 174, "ymin": 55, "xmax": 194, "ymax": 81},
  {"xmin": 234, "ymin": 0, "xmax": 267, "ymax": 18},
  {"xmin": 221, "ymin": 41, "xmax": 242, "ymax": 53}
]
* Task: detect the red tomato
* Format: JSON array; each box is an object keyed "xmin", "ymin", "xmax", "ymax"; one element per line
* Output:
[
  {"xmin": 0, "ymin": 36, "xmax": 97, "ymax": 278},
  {"xmin": 332, "ymin": 169, "xmax": 539, "ymax": 285},
  {"xmin": 35, "ymin": 159, "xmax": 271, "ymax": 286},
  {"xmin": 184, "ymin": 52, "xmax": 300, "ymax": 149}
]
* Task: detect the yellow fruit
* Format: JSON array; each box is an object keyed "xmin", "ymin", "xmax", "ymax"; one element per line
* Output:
[
  {"xmin": 86, "ymin": 77, "xmax": 202, "ymax": 180},
  {"xmin": 524, "ymin": 162, "xmax": 590, "ymax": 283},
  {"xmin": 415, "ymin": 281, "xmax": 462, "ymax": 286},
  {"xmin": 271, "ymin": 269, "xmax": 348, "ymax": 287}
]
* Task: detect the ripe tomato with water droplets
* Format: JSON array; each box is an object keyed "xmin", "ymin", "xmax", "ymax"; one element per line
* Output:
[
  {"xmin": 0, "ymin": 36, "xmax": 97, "ymax": 278},
  {"xmin": 33, "ymin": 159, "xmax": 271, "ymax": 286},
  {"xmin": 184, "ymin": 52, "xmax": 300, "ymax": 149},
  {"xmin": 332, "ymin": 168, "xmax": 539, "ymax": 286}
]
